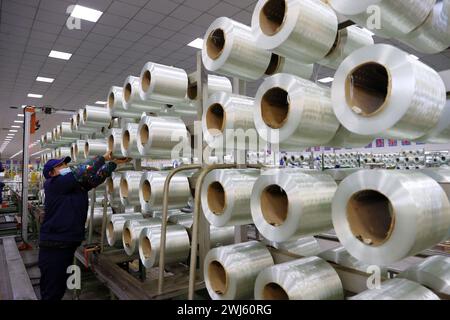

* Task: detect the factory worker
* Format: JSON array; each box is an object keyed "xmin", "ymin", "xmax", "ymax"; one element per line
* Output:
[{"xmin": 39, "ymin": 152, "xmax": 130, "ymax": 300}]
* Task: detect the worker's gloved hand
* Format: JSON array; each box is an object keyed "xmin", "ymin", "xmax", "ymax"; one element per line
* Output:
[
  {"xmin": 103, "ymin": 151, "xmax": 113, "ymax": 161},
  {"xmin": 113, "ymin": 158, "xmax": 132, "ymax": 165}
]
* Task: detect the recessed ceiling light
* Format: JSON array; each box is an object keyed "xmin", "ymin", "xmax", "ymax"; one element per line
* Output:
[
  {"xmin": 9, "ymin": 130, "xmax": 18, "ymax": 132},
  {"xmin": 70, "ymin": 5, "xmax": 103, "ymax": 22},
  {"xmin": 318, "ymin": 77, "xmax": 334, "ymax": 84},
  {"xmin": 49, "ymin": 50, "xmax": 72, "ymax": 60},
  {"xmin": 11, "ymin": 125, "xmax": 20, "ymax": 128},
  {"xmin": 27, "ymin": 93, "xmax": 43, "ymax": 98},
  {"xmin": 36, "ymin": 76, "xmax": 55, "ymax": 83},
  {"xmin": 14, "ymin": 120, "xmax": 24, "ymax": 123},
  {"xmin": 7, "ymin": 133, "xmax": 14, "ymax": 135},
  {"xmin": 188, "ymin": 38, "xmax": 204, "ymax": 49},
  {"xmin": 95, "ymin": 101, "xmax": 107, "ymax": 105},
  {"xmin": 18, "ymin": 114, "xmax": 24, "ymax": 117}
]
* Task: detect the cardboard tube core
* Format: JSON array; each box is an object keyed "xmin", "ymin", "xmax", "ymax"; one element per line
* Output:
[
  {"xmin": 207, "ymin": 29, "xmax": 225, "ymax": 60},
  {"xmin": 142, "ymin": 70, "xmax": 151, "ymax": 92},
  {"xmin": 261, "ymin": 185, "xmax": 288, "ymax": 226},
  {"xmin": 123, "ymin": 130, "xmax": 130, "ymax": 149},
  {"xmin": 206, "ymin": 103, "xmax": 225, "ymax": 133},
  {"xmin": 208, "ymin": 260, "xmax": 228, "ymax": 295},
  {"xmin": 265, "ymin": 54, "xmax": 281, "ymax": 75},
  {"xmin": 260, "ymin": 0, "xmax": 286, "ymax": 36},
  {"xmin": 120, "ymin": 179, "xmax": 129, "ymax": 198},
  {"xmin": 107, "ymin": 222, "xmax": 114, "ymax": 243},
  {"xmin": 123, "ymin": 228, "xmax": 132, "ymax": 247},
  {"xmin": 347, "ymin": 190, "xmax": 395, "ymax": 247},
  {"xmin": 207, "ymin": 182, "xmax": 226, "ymax": 215},
  {"xmin": 263, "ymin": 282, "xmax": 289, "ymax": 300},
  {"xmin": 108, "ymin": 135, "xmax": 114, "ymax": 152},
  {"xmin": 124, "ymin": 83, "xmax": 132, "ymax": 102},
  {"xmin": 261, "ymin": 87, "xmax": 289, "ymax": 129},
  {"xmin": 140, "ymin": 124, "xmax": 149, "ymax": 145},
  {"xmin": 346, "ymin": 62, "xmax": 390, "ymax": 117},
  {"xmin": 142, "ymin": 236, "xmax": 152, "ymax": 259},
  {"xmin": 108, "ymin": 92, "xmax": 115, "ymax": 110},
  {"xmin": 143, "ymin": 180, "xmax": 151, "ymax": 202}
]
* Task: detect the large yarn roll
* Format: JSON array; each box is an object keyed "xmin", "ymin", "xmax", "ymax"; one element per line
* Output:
[
  {"xmin": 319, "ymin": 25, "xmax": 374, "ymax": 70},
  {"xmin": 168, "ymin": 214, "xmax": 235, "ymax": 248},
  {"xmin": 84, "ymin": 139, "xmax": 108, "ymax": 158},
  {"xmin": 121, "ymin": 123, "xmax": 141, "ymax": 159},
  {"xmin": 399, "ymin": 1, "xmax": 450, "ymax": 54},
  {"xmin": 137, "ymin": 115, "xmax": 188, "ymax": 159},
  {"xmin": 350, "ymin": 278, "xmax": 440, "ymax": 300},
  {"xmin": 139, "ymin": 62, "xmax": 188, "ymax": 104},
  {"xmin": 332, "ymin": 44, "xmax": 446, "ymax": 140},
  {"xmin": 328, "ymin": 0, "xmax": 436, "ymax": 38},
  {"xmin": 264, "ymin": 54, "xmax": 313, "ymax": 79},
  {"xmin": 139, "ymin": 170, "xmax": 191, "ymax": 213},
  {"xmin": 123, "ymin": 75, "xmax": 162, "ymax": 114},
  {"xmin": 187, "ymin": 74, "xmax": 233, "ymax": 102},
  {"xmin": 251, "ymin": 168, "xmax": 337, "ymax": 242},
  {"xmin": 106, "ymin": 172, "xmax": 122, "ymax": 206},
  {"xmin": 332, "ymin": 170, "xmax": 450, "ymax": 265},
  {"xmin": 399, "ymin": 255, "xmax": 450, "ymax": 296},
  {"xmin": 254, "ymin": 257, "xmax": 344, "ymax": 300},
  {"xmin": 201, "ymin": 169, "xmax": 260, "ymax": 227},
  {"xmin": 204, "ymin": 241, "xmax": 274, "ymax": 300},
  {"xmin": 254, "ymin": 74, "xmax": 339, "ymax": 150},
  {"xmin": 107, "ymin": 86, "xmax": 141, "ymax": 118},
  {"xmin": 202, "ymin": 17, "xmax": 272, "ymax": 81},
  {"xmin": 252, "ymin": 0, "xmax": 338, "ymax": 63},
  {"xmin": 122, "ymin": 218, "xmax": 162, "ymax": 256},
  {"xmin": 75, "ymin": 109, "xmax": 95, "ymax": 134},
  {"xmin": 106, "ymin": 213, "xmax": 144, "ymax": 247},
  {"xmin": 138, "ymin": 224, "xmax": 190, "ymax": 268},
  {"xmin": 120, "ymin": 171, "xmax": 144, "ymax": 207},
  {"xmin": 202, "ymin": 92, "xmax": 256, "ymax": 150},
  {"xmin": 57, "ymin": 122, "xmax": 79, "ymax": 141},
  {"xmin": 81, "ymin": 106, "xmax": 111, "ymax": 129},
  {"xmin": 56, "ymin": 147, "xmax": 71, "ymax": 159},
  {"xmin": 107, "ymin": 128, "xmax": 124, "ymax": 158},
  {"xmin": 85, "ymin": 207, "xmax": 113, "ymax": 229},
  {"xmin": 71, "ymin": 140, "xmax": 86, "ymax": 163}
]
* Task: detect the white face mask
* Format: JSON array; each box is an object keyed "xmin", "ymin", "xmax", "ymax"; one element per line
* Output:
[{"xmin": 58, "ymin": 167, "xmax": 72, "ymax": 176}]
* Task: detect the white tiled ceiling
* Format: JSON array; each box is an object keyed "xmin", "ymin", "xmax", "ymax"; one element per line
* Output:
[{"xmin": 1, "ymin": 0, "xmax": 450, "ymax": 159}]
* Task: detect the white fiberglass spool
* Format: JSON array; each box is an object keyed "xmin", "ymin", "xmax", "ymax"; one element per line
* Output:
[
  {"xmin": 81, "ymin": 105, "xmax": 112, "ymax": 129},
  {"xmin": 327, "ymin": 126, "xmax": 374, "ymax": 148},
  {"xmin": 120, "ymin": 171, "xmax": 144, "ymax": 207},
  {"xmin": 332, "ymin": 44, "xmax": 446, "ymax": 140},
  {"xmin": 202, "ymin": 92, "xmax": 256, "ymax": 150},
  {"xmin": 138, "ymin": 224, "xmax": 190, "ymax": 268},
  {"xmin": 122, "ymin": 218, "xmax": 162, "ymax": 256},
  {"xmin": 417, "ymin": 100, "xmax": 450, "ymax": 144},
  {"xmin": 139, "ymin": 170, "xmax": 191, "ymax": 213},
  {"xmin": 201, "ymin": 169, "xmax": 260, "ymax": 227},
  {"xmin": 139, "ymin": 62, "xmax": 188, "ymax": 104},
  {"xmin": 254, "ymin": 256, "xmax": 344, "ymax": 300},
  {"xmin": 107, "ymin": 86, "xmax": 141, "ymax": 119},
  {"xmin": 71, "ymin": 140, "xmax": 86, "ymax": 163},
  {"xmin": 252, "ymin": 0, "xmax": 338, "ymax": 64},
  {"xmin": 137, "ymin": 115, "xmax": 189, "ymax": 159},
  {"xmin": 399, "ymin": 1, "xmax": 450, "ymax": 54},
  {"xmin": 108, "ymin": 128, "xmax": 124, "ymax": 158},
  {"xmin": 264, "ymin": 54, "xmax": 313, "ymax": 79},
  {"xmin": 106, "ymin": 213, "xmax": 144, "ymax": 247},
  {"xmin": 122, "ymin": 75, "xmax": 162, "ymax": 114},
  {"xmin": 84, "ymin": 139, "xmax": 108, "ymax": 158},
  {"xmin": 106, "ymin": 172, "xmax": 122, "ymax": 206},
  {"xmin": 349, "ymin": 278, "xmax": 440, "ymax": 300},
  {"xmin": 328, "ymin": 0, "xmax": 436, "ymax": 38},
  {"xmin": 399, "ymin": 255, "xmax": 450, "ymax": 296},
  {"xmin": 332, "ymin": 170, "xmax": 450, "ymax": 265},
  {"xmin": 202, "ymin": 17, "xmax": 272, "ymax": 81},
  {"xmin": 251, "ymin": 168, "xmax": 337, "ymax": 242},
  {"xmin": 204, "ymin": 241, "xmax": 274, "ymax": 300},
  {"xmin": 254, "ymin": 73, "xmax": 339, "ymax": 150},
  {"xmin": 121, "ymin": 123, "xmax": 141, "ymax": 159},
  {"xmin": 320, "ymin": 25, "xmax": 374, "ymax": 70}
]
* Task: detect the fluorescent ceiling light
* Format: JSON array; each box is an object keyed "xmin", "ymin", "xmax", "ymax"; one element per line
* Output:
[
  {"xmin": 36, "ymin": 76, "xmax": 54, "ymax": 83},
  {"xmin": 70, "ymin": 5, "xmax": 103, "ymax": 22},
  {"xmin": 9, "ymin": 130, "xmax": 18, "ymax": 132},
  {"xmin": 318, "ymin": 77, "xmax": 334, "ymax": 84},
  {"xmin": 11, "ymin": 126, "xmax": 20, "ymax": 128},
  {"xmin": 14, "ymin": 120, "xmax": 24, "ymax": 123},
  {"xmin": 7, "ymin": 133, "xmax": 14, "ymax": 136},
  {"xmin": 49, "ymin": 50, "xmax": 72, "ymax": 60},
  {"xmin": 188, "ymin": 38, "xmax": 204, "ymax": 49},
  {"xmin": 27, "ymin": 93, "xmax": 43, "ymax": 98},
  {"xmin": 18, "ymin": 114, "xmax": 24, "ymax": 117},
  {"xmin": 95, "ymin": 101, "xmax": 107, "ymax": 105},
  {"xmin": 21, "ymin": 105, "xmax": 27, "ymax": 108}
]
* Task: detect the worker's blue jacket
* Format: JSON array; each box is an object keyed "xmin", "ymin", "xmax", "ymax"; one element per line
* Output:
[{"xmin": 40, "ymin": 156, "xmax": 117, "ymax": 243}]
